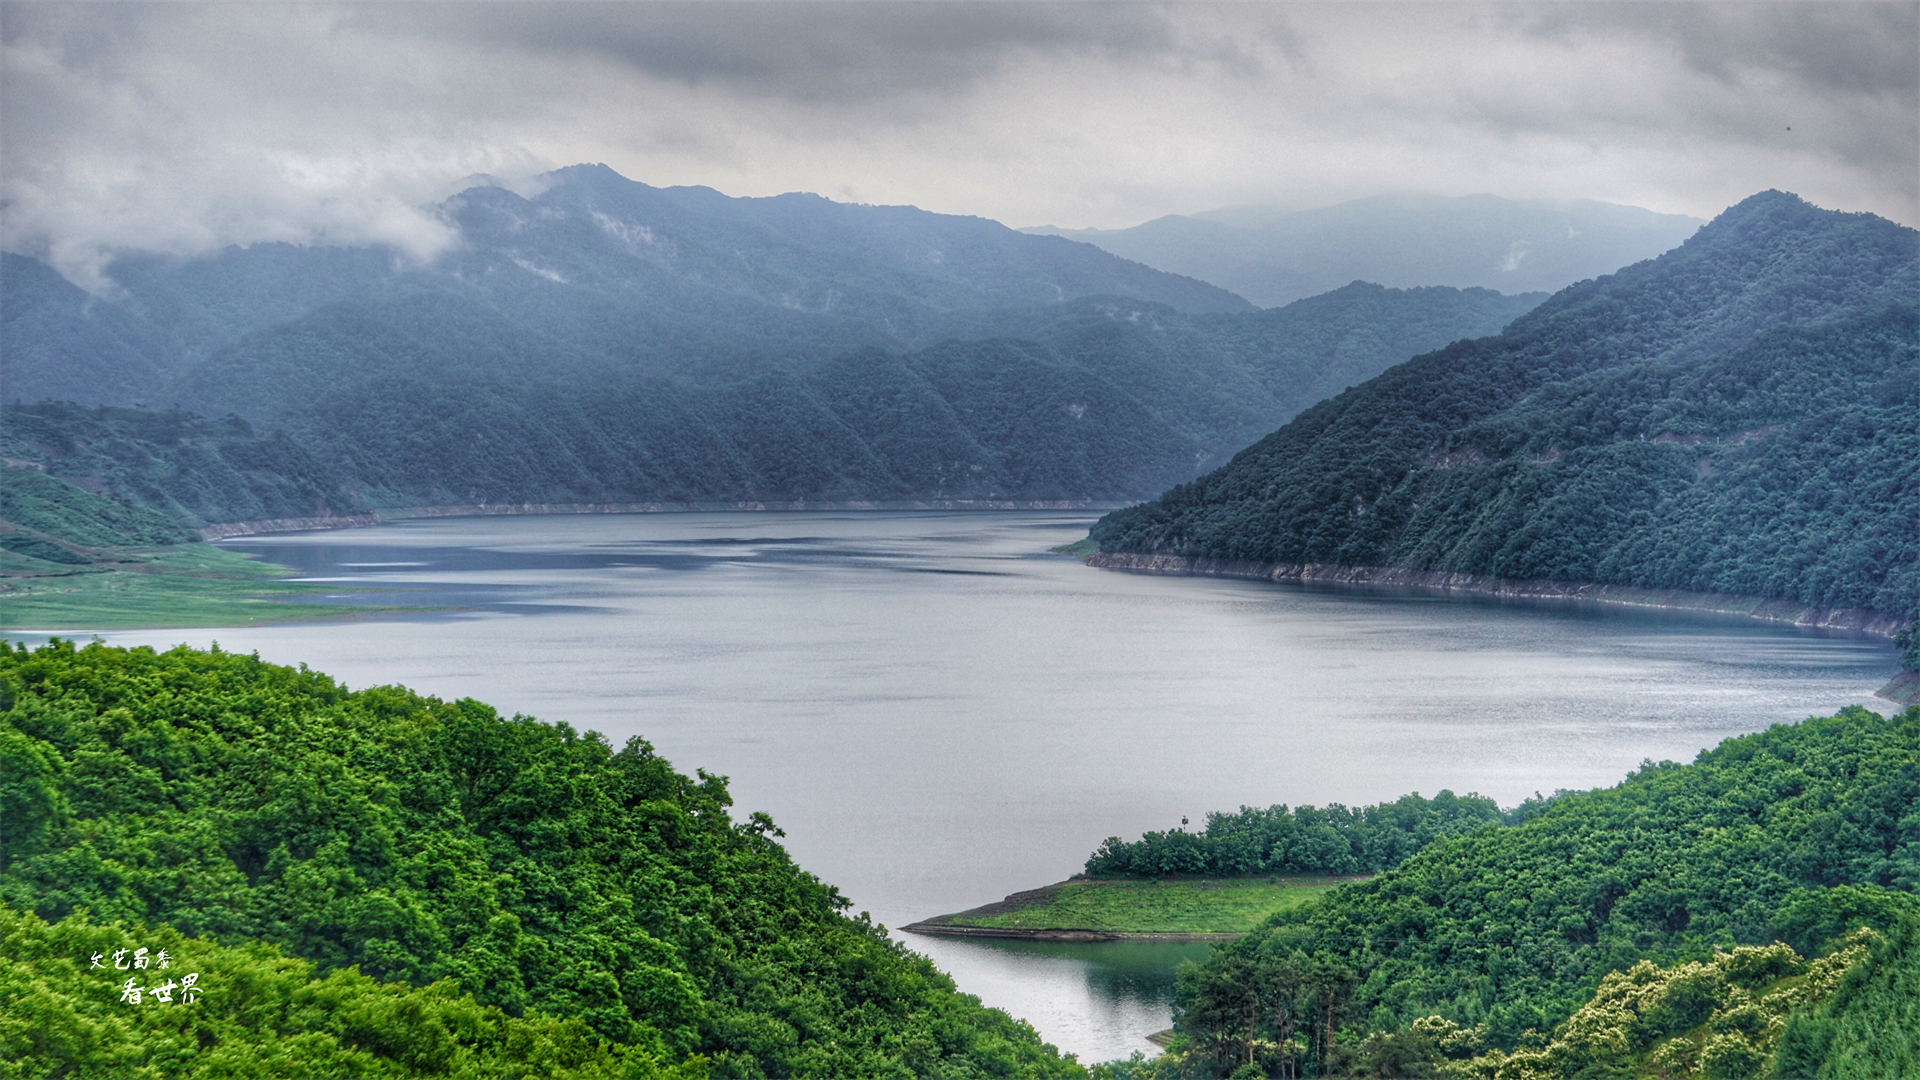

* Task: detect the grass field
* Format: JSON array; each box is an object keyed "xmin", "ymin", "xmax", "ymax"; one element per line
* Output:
[
  {"xmin": 927, "ymin": 876, "xmax": 1364, "ymax": 936},
  {"xmin": 0, "ymin": 544, "xmax": 403, "ymax": 630}
]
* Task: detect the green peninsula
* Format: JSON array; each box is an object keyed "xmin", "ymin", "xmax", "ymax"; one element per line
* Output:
[{"xmin": 909, "ymin": 876, "xmax": 1361, "ymax": 940}]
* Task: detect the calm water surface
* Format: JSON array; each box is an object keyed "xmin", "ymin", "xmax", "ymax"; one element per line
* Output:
[{"xmin": 21, "ymin": 511, "xmax": 1900, "ymax": 1062}]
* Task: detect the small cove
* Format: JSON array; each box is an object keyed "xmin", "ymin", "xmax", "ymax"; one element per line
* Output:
[{"xmin": 21, "ymin": 510, "xmax": 1901, "ymax": 1063}]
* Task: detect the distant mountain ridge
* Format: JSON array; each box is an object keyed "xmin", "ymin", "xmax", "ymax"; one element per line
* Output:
[
  {"xmin": 1025, "ymin": 193, "xmax": 1704, "ymax": 307},
  {"xmin": 2, "ymin": 165, "xmax": 1554, "ymax": 516},
  {"xmin": 0, "ymin": 283, "xmax": 1543, "ymax": 528},
  {"xmin": 1089, "ymin": 192, "xmax": 1919, "ymax": 637},
  {"xmin": 4, "ymin": 163, "xmax": 1250, "ymax": 408}
]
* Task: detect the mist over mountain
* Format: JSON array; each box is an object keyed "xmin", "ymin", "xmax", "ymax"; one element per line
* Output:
[
  {"xmin": 1091, "ymin": 191, "xmax": 1919, "ymax": 624},
  {"xmin": 1026, "ymin": 193, "xmax": 1705, "ymax": 308},
  {"xmin": 1, "ymin": 166, "xmax": 1550, "ymax": 523},
  {"xmin": 3, "ymin": 164, "xmax": 1251, "ymax": 408}
]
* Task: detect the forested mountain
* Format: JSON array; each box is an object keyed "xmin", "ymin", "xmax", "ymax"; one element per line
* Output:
[
  {"xmin": 1090, "ymin": 193, "xmax": 1919, "ymax": 632},
  {"xmin": 1025, "ymin": 193, "xmax": 1703, "ymax": 307},
  {"xmin": 1148, "ymin": 705, "xmax": 1920, "ymax": 1078},
  {"xmin": 0, "ymin": 640, "xmax": 1081, "ymax": 1078},
  {"xmin": 2, "ymin": 277, "xmax": 1540, "ymax": 517},
  {"xmin": 2, "ymin": 164, "xmax": 1248, "ymax": 411}
]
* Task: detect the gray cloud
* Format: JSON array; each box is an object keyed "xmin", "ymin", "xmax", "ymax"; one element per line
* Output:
[
  {"xmin": 358, "ymin": 3, "xmax": 1190, "ymax": 102},
  {"xmin": 3, "ymin": 2, "xmax": 1913, "ymax": 290},
  {"xmin": 1527, "ymin": 3, "xmax": 1917, "ymax": 99},
  {"xmin": 1514, "ymin": 3, "xmax": 1917, "ymax": 179}
]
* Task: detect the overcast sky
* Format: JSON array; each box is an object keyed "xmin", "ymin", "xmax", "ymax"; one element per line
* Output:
[{"xmin": 3, "ymin": 2, "xmax": 1915, "ymax": 286}]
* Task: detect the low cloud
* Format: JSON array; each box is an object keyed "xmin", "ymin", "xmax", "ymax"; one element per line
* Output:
[{"xmin": 3, "ymin": 2, "xmax": 1913, "ymax": 288}]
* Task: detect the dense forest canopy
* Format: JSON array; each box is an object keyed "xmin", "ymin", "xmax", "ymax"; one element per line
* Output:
[
  {"xmin": 1, "ymin": 902, "xmax": 705, "ymax": 1079},
  {"xmin": 1082, "ymin": 792, "xmax": 1508, "ymax": 880},
  {"xmin": 1146, "ymin": 705, "xmax": 1920, "ymax": 1079},
  {"xmin": 0, "ymin": 640, "xmax": 1082, "ymax": 1078},
  {"xmin": 1090, "ymin": 192, "xmax": 1920, "ymax": 665}
]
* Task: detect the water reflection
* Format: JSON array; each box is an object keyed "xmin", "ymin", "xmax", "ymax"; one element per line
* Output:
[{"xmin": 905, "ymin": 936, "xmax": 1214, "ymax": 1062}]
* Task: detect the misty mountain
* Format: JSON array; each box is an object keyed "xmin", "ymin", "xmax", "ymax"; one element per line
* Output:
[
  {"xmin": 1025, "ymin": 193, "xmax": 1704, "ymax": 307},
  {"xmin": 2, "ymin": 164, "xmax": 1250, "ymax": 409},
  {"xmin": 1090, "ymin": 191, "xmax": 1919, "ymax": 623},
  {"xmin": 1, "ymin": 282, "xmax": 1542, "ymax": 519}
]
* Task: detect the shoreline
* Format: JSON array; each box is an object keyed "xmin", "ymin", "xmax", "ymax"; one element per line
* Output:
[
  {"xmin": 1087, "ymin": 552, "xmax": 1920, "ymax": 708},
  {"xmin": 899, "ymin": 923, "xmax": 1237, "ymax": 943},
  {"xmin": 1877, "ymin": 672, "xmax": 1920, "ymax": 711},
  {"xmin": 0, "ymin": 546, "xmax": 416, "ymax": 634},
  {"xmin": 198, "ymin": 500, "xmax": 1116, "ymax": 539},
  {"xmin": 1085, "ymin": 552, "xmax": 1907, "ymax": 639}
]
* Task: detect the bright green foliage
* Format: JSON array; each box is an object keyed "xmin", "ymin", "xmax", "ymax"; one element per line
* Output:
[
  {"xmin": 1084, "ymin": 792, "xmax": 1505, "ymax": 879},
  {"xmin": 1423, "ymin": 932, "xmax": 1874, "ymax": 1078},
  {"xmin": 1154, "ymin": 947, "xmax": 1380, "ymax": 1079},
  {"xmin": 1770, "ymin": 914, "xmax": 1920, "ymax": 1078},
  {"xmin": 1092, "ymin": 192, "xmax": 1919, "ymax": 623},
  {"xmin": 0, "ymin": 903, "xmax": 694, "ymax": 1079},
  {"xmin": 0, "ymin": 641, "xmax": 1081, "ymax": 1078},
  {"xmin": 1163, "ymin": 706, "xmax": 1920, "ymax": 1076}
]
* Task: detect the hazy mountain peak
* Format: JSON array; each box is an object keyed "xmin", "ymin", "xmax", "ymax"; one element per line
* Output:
[{"xmin": 1024, "ymin": 192, "xmax": 1707, "ymax": 307}]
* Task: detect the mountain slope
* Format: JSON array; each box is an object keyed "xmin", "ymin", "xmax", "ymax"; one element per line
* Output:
[
  {"xmin": 0, "ymin": 467, "xmax": 195, "ymax": 568},
  {"xmin": 2, "ymin": 284, "xmax": 1543, "ymax": 513},
  {"xmin": 4, "ymin": 166, "xmax": 1558, "ymax": 511},
  {"xmin": 1, "ymin": 165, "xmax": 1250, "ymax": 411},
  {"xmin": 1090, "ymin": 191, "xmax": 1919, "ymax": 621},
  {"xmin": 0, "ymin": 640, "xmax": 1081, "ymax": 1077},
  {"xmin": 240, "ymin": 282, "xmax": 1537, "ymax": 506},
  {"xmin": 1027, "ymin": 193, "xmax": 1704, "ymax": 307},
  {"xmin": 0, "ymin": 403, "xmax": 355, "ymax": 531},
  {"xmin": 1160, "ymin": 705, "xmax": 1920, "ymax": 1075},
  {"xmin": 0, "ymin": 255, "xmax": 176, "ymax": 407}
]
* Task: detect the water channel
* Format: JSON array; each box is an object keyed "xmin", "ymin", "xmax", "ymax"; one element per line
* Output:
[{"xmin": 24, "ymin": 510, "xmax": 1901, "ymax": 1063}]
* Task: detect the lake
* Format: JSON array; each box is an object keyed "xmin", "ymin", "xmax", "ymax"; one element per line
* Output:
[{"xmin": 28, "ymin": 510, "xmax": 1901, "ymax": 1063}]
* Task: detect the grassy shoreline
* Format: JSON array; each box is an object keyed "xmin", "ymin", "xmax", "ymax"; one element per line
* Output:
[
  {"xmin": 0, "ymin": 544, "xmax": 406, "ymax": 631},
  {"xmin": 905, "ymin": 875, "xmax": 1366, "ymax": 939}
]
